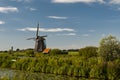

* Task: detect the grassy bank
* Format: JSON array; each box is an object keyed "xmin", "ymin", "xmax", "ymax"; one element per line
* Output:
[{"xmin": 0, "ymin": 51, "xmax": 120, "ymax": 80}]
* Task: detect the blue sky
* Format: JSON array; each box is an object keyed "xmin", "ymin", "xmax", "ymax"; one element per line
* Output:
[{"xmin": 1, "ymin": 0, "xmax": 120, "ymax": 50}]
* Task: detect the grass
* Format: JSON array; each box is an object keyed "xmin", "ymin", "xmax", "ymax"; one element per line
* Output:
[
  {"xmin": 68, "ymin": 51, "xmax": 79, "ymax": 56},
  {"xmin": 0, "ymin": 49, "xmax": 120, "ymax": 80}
]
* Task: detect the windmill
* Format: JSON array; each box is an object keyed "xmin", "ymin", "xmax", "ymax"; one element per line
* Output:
[{"xmin": 27, "ymin": 23, "xmax": 47, "ymax": 52}]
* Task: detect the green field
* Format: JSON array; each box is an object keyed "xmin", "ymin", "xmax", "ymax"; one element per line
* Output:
[{"xmin": 0, "ymin": 49, "xmax": 120, "ymax": 80}]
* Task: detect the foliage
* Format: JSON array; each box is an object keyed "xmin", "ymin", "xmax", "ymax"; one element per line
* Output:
[
  {"xmin": 0, "ymin": 52, "xmax": 120, "ymax": 79},
  {"xmin": 25, "ymin": 50, "xmax": 34, "ymax": 57},
  {"xmin": 107, "ymin": 61, "xmax": 120, "ymax": 80},
  {"xmin": 50, "ymin": 49, "xmax": 68, "ymax": 55},
  {"xmin": 0, "ymin": 54, "xmax": 16, "ymax": 68},
  {"xmin": 16, "ymin": 48, "xmax": 20, "ymax": 51},
  {"xmin": 50, "ymin": 49, "xmax": 61, "ymax": 55},
  {"xmin": 98, "ymin": 35, "xmax": 120, "ymax": 61},
  {"xmin": 68, "ymin": 52, "xmax": 79, "ymax": 55},
  {"xmin": 89, "ymin": 63, "xmax": 106, "ymax": 79},
  {"xmin": 79, "ymin": 46, "xmax": 98, "ymax": 58},
  {"xmin": 13, "ymin": 49, "xmax": 34, "ymax": 57}
]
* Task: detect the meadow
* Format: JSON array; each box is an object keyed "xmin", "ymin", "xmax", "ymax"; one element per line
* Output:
[{"xmin": 0, "ymin": 48, "xmax": 119, "ymax": 80}]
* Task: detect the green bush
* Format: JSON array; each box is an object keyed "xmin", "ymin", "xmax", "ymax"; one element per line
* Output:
[
  {"xmin": 50, "ymin": 49, "xmax": 62, "ymax": 55},
  {"xmin": 79, "ymin": 46, "xmax": 98, "ymax": 58}
]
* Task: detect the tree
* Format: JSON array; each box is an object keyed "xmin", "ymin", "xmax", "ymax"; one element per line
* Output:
[
  {"xmin": 16, "ymin": 48, "xmax": 20, "ymax": 52},
  {"xmin": 98, "ymin": 35, "xmax": 120, "ymax": 61}
]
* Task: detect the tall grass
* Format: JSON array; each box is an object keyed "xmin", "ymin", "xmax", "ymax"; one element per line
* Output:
[{"xmin": 0, "ymin": 50, "xmax": 120, "ymax": 79}]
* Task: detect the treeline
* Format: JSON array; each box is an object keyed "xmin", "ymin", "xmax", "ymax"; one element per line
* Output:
[{"xmin": 0, "ymin": 35, "xmax": 120, "ymax": 79}]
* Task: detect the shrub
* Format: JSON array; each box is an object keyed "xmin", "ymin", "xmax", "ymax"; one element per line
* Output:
[
  {"xmin": 50, "ymin": 49, "xmax": 62, "ymax": 55},
  {"xmin": 79, "ymin": 46, "xmax": 98, "ymax": 58}
]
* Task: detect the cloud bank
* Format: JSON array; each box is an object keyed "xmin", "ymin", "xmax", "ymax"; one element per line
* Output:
[
  {"xmin": 18, "ymin": 27, "xmax": 75, "ymax": 32},
  {"xmin": 0, "ymin": 6, "xmax": 18, "ymax": 13}
]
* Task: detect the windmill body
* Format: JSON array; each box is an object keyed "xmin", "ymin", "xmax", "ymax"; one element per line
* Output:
[
  {"xmin": 27, "ymin": 24, "xmax": 47, "ymax": 52},
  {"xmin": 35, "ymin": 36, "xmax": 46, "ymax": 52}
]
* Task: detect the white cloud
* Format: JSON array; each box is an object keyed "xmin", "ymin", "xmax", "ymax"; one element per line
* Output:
[
  {"xmin": 11, "ymin": 0, "xmax": 32, "ymax": 2},
  {"xmin": 0, "ymin": 20, "xmax": 5, "ymax": 24},
  {"xmin": 26, "ymin": 7, "xmax": 37, "ymax": 11},
  {"xmin": 18, "ymin": 27, "xmax": 75, "ymax": 32},
  {"xmin": 98, "ymin": 0, "xmax": 105, "ymax": 3},
  {"xmin": 47, "ymin": 16, "xmax": 67, "ymax": 19},
  {"xmin": 0, "ymin": 6, "xmax": 18, "ymax": 13},
  {"xmin": 29, "ymin": 8, "xmax": 36, "ymax": 11},
  {"xmin": 64, "ymin": 33, "xmax": 76, "ymax": 36},
  {"xmin": 57, "ymin": 33, "xmax": 76, "ymax": 36},
  {"xmin": 82, "ymin": 34, "xmax": 89, "ymax": 37},
  {"xmin": 52, "ymin": 0, "xmax": 105, "ymax": 3},
  {"xmin": 89, "ymin": 30, "xmax": 96, "ymax": 32},
  {"xmin": 109, "ymin": 0, "xmax": 120, "ymax": 4}
]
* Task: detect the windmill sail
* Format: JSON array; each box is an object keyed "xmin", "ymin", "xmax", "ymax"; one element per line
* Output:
[
  {"xmin": 36, "ymin": 23, "xmax": 39, "ymax": 38},
  {"xmin": 27, "ymin": 37, "xmax": 36, "ymax": 41}
]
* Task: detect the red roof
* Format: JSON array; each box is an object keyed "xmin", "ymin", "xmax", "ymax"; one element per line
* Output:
[{"xmin": 43, "ymin": 48, "xmax": 51, "ymax": 53}]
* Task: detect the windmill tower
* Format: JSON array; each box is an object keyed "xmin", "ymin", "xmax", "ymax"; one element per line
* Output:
[{"xmin": 27, "ymin": 23, "xmax": 47, "ymax": 52}]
